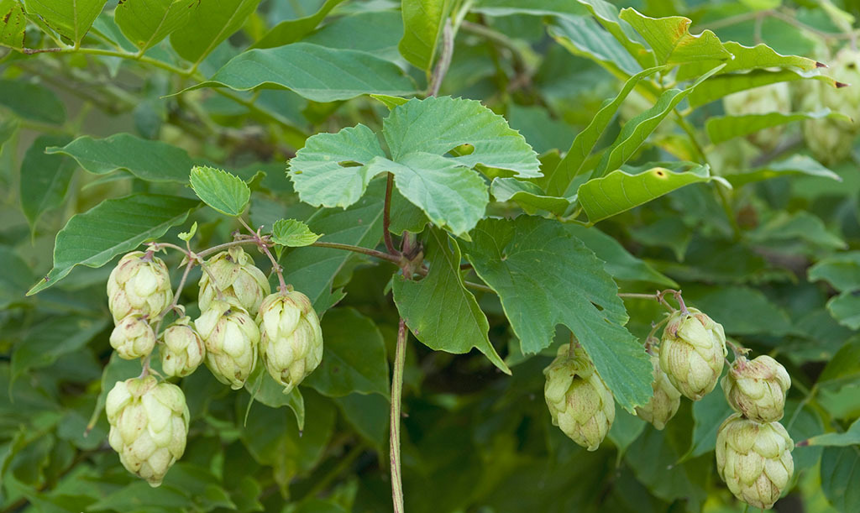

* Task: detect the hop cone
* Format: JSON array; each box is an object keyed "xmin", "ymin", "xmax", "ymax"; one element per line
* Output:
[
  {"xmin": 636, "ymin": 354, "xmax": 681, "ymax": 430},
  {"xmin": 543, "ymin": 344, "xmax": 615, "ymax": 451},
  {"xmin": 161, "ymin": 316, "xmax": 205, "ymax": 378},
  {"xmin": 110, "ymin": 314, "xmax": 156, "ymax": 360},
  {"xmin": 257, "ymin": 291, "xmax": 324, "ymax": 394},
  {"xmin": 659, "ymin": 308, "xmax": 727, "ymax": 401},
  {"xmin": 106, "ymin": 376, "xmax": 189, "ymax": 487},
  {"xmin": 198, "ymin": 247, "xmax": 271, "ymax": 316},
  {"xmin": 716, "ymin": 413, "xmax": 794, "ymax": 510},
  {"xmin": 107, "ymin": 251, "xmax": 173, "ymax": 323},
  {"xmin": 722, "ymin": 355, "xmax": 791, "ymax": 423},
  {"xmin": 195, "ymin": 299, "xmax": 260, "ymax": 389},
  {"xmin": 723, "ymin": 83, "xmax": 791, "ymax": 150}
]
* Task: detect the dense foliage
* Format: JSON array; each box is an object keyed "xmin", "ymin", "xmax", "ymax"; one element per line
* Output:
[{"xmin": 2, "ymin": 0, "xmax": 860, "ymax": 512}]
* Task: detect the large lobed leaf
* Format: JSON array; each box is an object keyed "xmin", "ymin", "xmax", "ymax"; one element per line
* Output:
[{"xmin": 461, "ymin": 216, "xmax": 652, "ymax": 412}]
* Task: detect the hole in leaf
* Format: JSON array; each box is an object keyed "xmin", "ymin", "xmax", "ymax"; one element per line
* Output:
[
  {"xmin": 338, "ymin": 161, "xmax": 363, "ymax": 168},
  {"xmin": 654, "ymin": 169, "xmax": 667, "ymax": 178},
  {"xmin": 447, "ymin": 143, "xmax": 474, "ymax": 157},
  {"xmin": 591, "ymin": 302, "xmax": 604, "ymax": 312}
]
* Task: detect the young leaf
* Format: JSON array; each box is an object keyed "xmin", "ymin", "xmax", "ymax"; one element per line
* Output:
[
  {"xmin": 27, "ymin": 194, "xmax": 199, "ymax": 295},
  {"xmin": 20, "ymin": 0, "xmax": 107, "ymax": 45},
  {"xmin": 578, "ymin": 164, "xmax": 729, "ymax": 223},
  {"xmin": 271, "ymin": 219, "xmax": 321, "ymax": 248},
  {"xmin": 19, "ymin": 135, "xmax": 75, "ymax": 232},
  {"xmin": 115, "ymin": 0, "xmax": 198, "ymax": 52},
  {"xmin": 252, "ymin": 0, "xmax": 347, "ymax": 49},
  {"xmin": 303, "ymin": 308, "xmax": 390, "ymax": 397},
  {"xmin": 576, "ymin": 0, "xmax": 655, "ymax": 69},
  {"xmin": 46, "ymin": 133, "xmax": 194, "ymax": 183},
  {"xmin": 392, "ymin": 228, "xmax": 510, "ymax": 374},
  {"xmin": 0, "ymin": 0, "xmax": 26, "ymax": 49},
  {"xmin": 619, "ymin": 9, "xmax": 731, "ymax": 65},
  {"xmin": 707, "ymin": 109, "xmax": 851, "ymax": 145},
  {"xmin": 723, "ymin": 155, "xmax": 841, "ymax": 187},
  {"xmin": 676, "ymin": 41, "xmax": 822, "ymax": 82},
  {"xmin": 189, "ymin": 165, "xmax": 250, "ymax": 217},
  {"xmin": 177, "ymin": 222, "xmax": 197, "ymax": 242},
  {"xmin": 461, "ymin": 216, "xmax": 652, "ymax": 412},
  {"xmin": 169, "ymin": 0, "xmax": 263, "ymax": 65},
  {"xmin": 178, "ymin": 43, "xmax": 416, "ymax": 102},
  {"xmin": 0, "ymin": 79, "xmax": 66, "ymax": 125},
  {"xmin": 491, "ymin": 177, "xmax": 573, "ymax": 215},
  {"xmin": 398, "ymin": 0, "xmax": 454, "ymax": 71}
]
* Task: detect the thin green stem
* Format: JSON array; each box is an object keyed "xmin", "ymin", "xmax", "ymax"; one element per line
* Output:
[
  {"xmin": 383, "ymin": 173, "xmax": 400, "ymax": 256},
  {"xmin": 311, "ymin": 241, "xmax": 402, "ymax": 264},
  {"xmin": 390, "ymin": 318, "xmax": 408, "ymax": 513}
]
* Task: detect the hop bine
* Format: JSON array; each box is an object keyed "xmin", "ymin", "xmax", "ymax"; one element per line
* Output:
[
  {"xmin": 543, "ymin": 344, "xmax": 615, "ymax": 451},
  {"xmin": 107, "ymin": 251, "xmax": 173, "ymax": 323},
  {"xmin": 636, "ymin": 354, "xmax": 681, "ymax": 430},
  {"xmin": 722, "ymin": 355, "xmax": 791, "ymax": 423},
  {"xmin": 195, "ymin": 298, "xmax": 260, "ymax": 389},
  {"xmin": 716, "ymin": 413, "xmax": 794, "ymax": 510},
  {"xmin": 160, "ymin": 316, "xmax": 206, "ymax": 378},
  {"xmin": 659, "ymin": 308, "xmax": 727, "ymax": 401},
  {"xmin": 106, "ymin": 376, "xmax": 190, "ymax": 487},
  {"xmin": 198, "ymin": 246, "xmax": 271, "ymax": 316},
  {"xmin": 257, "ymin": 290, "xmax": 324, "ymax": 394}
]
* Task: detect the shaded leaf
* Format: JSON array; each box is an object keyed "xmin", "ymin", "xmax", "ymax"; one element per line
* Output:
[
  {"xmin": 548, "ymin": 15, "xmax": 642, "ymax": 77},
  {"xmin": 169, "ymin": 0, "xmax": 262, "ymax": 65},
  {"xmin": 688, "ymin": 69, "xmax": 840, "ymax": 109},
  {"xmin": 723, "ymin": 155, "xmax": 841, "ymax": 188},
  {"xmin": 22, "ymin": 0, "xmax": 107, "ymax": 44},
  {"xmin": 707, "ymin": 109, "xmax": 851, "ymax": 145},
  {"xmin": 687, "ymin": 286, "xmax": 795, "ymax": 336},
  {"xmin": 0, "ymin": 79, "xmax": 65, "ymax": 125},
  {"xmin": 490, "ymin": 177, "xmax": 572, "ymax": 215},
  {"xmin": 190, "ymin": 165, "xmax": 250, "ymax": 216},
  {"xmin": 809, "ymin": 252, "xmax": 860, "ymax": 292},
  {"xmin": 619, "ymin": 9, "xmax": 731, "ymax": 65},
  {"xmin": 398, "ymin": 0, "xmax": 453, "ymax": 71},
  {"xmin": 332, "ymin": 393, "xmax": 388, "ymax": 450},
  {"xmin": 115, "ymin": 0, "xmax": 198, "ymax": 52},
  {"xmin": 821, "ymin": 445, "xmax": 860, "ymax": 513},
  {"xmin": 826, "ymin": 292, "xmax": 860, "ymax": 330},
  {"xmin": 243, "ymin": 367, "xmax": 305, "ymax": 430},
  {"xmin": 576, "ymin": 0, "xmax": 655, "ymax": 69},
  {"xmin": 0, "ymin": 246, "xmax": 34, "ymax": 309},
  {"xmin": 12, "ymin": 316, "xmax": 108, "ymax": 382},
  {"xmin": 20, "ymin": 134, "xmax": 75, "ymax": 231},
  {"xmin": 252, "ymin": 0, "xmax": 346, "ymax": 49}
]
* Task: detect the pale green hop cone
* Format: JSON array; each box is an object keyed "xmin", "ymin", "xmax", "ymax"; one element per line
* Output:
[
  {"xmin": 723, "ymin": 83, "xmax": 791, "ymax": 150},
  {"xmin": 107, "ymin": 251, "xmax": 173, "ymax": 323},
  {"xmin": 722, "ymin": 355, "xmax": 791, "ymax": 423},
  {"xmin": 110, "ymin": 314, "xmax": 156, "ymax": 360},
  {"xmin": 659, "ymin": 308, "xmax": 727, "ymax": 401},
  {"xmin": 198, "ymin": 247, "xmax": 271, "ymax": 316},
  {"xmin": 160, "ymin": 316, "xmax": 206, "ymax": 378},
  {"xmin": 195, "ymin": 299, "xmax": 260, "ymax": 389},
  {"xmin": 636, "ymin": 354, "xmax": 681, "ymax": 430},
  {"xmin": 716, "ymin": 413, "xmax": 794, "ymax": 510},
  {"xmin": 256, "ymin": 291, "xmax": 324, "ymax": 394},
  {"xmin": 543, "ymin": 344, "xmax": 615, "ymax": 451},
  {"xmin": 106, "ymin": 376, "xmax": 190, "ymax": 487}
]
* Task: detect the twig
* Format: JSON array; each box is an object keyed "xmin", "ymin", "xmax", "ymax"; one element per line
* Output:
[
  {"xmin": 383, "ymin": 173, "xmax": 400, "ymax": 256},
  {"xmin": 238, "ymin": 218, "xmax": 288, "ymax": 293},
  {"xmin": 390, "ymin": 318, "xmax": 408, "ymax": 513},
  {"xmin": 427, "ymin": 19, "xmax": 454, "ymax": 97}
]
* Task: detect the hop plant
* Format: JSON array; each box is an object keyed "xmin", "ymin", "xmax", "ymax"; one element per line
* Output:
[
  {"xmin": 110, "ymin": 314, "xmax": 156, "ymax": 360},
  {"xmin": 160, "ymin": 316, "xmax": 206, "ymax": 378},
  {"xmin": 543, "ymin": 344, "xmax": 615, "ymax": 451},
  {"xmin": 636, "ymin": 354, "xmax": 682, "ymax": 430},
  {"xmin": 195, "ymin": 298, "xmax": 260, "ymax": 389},
  {"xmin": 722, "ymin": 355, "xmax": 791, "ymax": 423},
  {"xmin": 107, "ymin": 251, "xmax": 173, "ymax": 323},
  {"xmin": 257, "ymin": 290, "xmax": 324, "ymax": 394},
  {"xmin": 716, "ymin": 413, "xmax": 795, "ymax": 510},
  {"xmin": 723, "ymin": 83, "xmax": 791, "ymax": 150},
  {"xmin": 198, "ymin": 247, "xmax": 271, "ymax": 316},
  {"xmin": 659, "ymin": 308, "xmax": 727, "ymax": 401},
  {"xmin": 106, "ymin": 376, "xmax": 190, "ymax": 487}
]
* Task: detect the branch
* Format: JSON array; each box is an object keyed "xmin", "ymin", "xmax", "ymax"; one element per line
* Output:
[{"xmin": 390, "ymin": 318, "xmax": 408, "ymax": 513}]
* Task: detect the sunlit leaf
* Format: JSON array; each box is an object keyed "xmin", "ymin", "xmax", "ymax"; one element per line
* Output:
[{"xmin": 189, "ymin": 165, "xmax": 250, "ymax": 217}]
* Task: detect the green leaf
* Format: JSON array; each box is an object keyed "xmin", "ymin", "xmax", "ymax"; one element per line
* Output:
[
  {"xmin": 564, "ymin": 224, "xmax": 677, "ymax": 287},
  {"xmin": 271, "ymin": 219, "xmax": 321, "ymax": 248},
  {"xmin": 687, "ymin": 286, "xmax": 794, "ymax": 336},
  {"xmin": 826, "ymin": 292, "xmax": 860, "ymax": 330},
  {"xmin": 803, "ymin": 418, "xmax": 860, "ymax": 447},
  {"xmin": 179, "ymin": 43, "xmax": 415, "ymax": 102},
  {"xmin": 723, "ymin": 155, "xmax": 841, "ymax": 188},
  {"xmin": 169, "ymin": 0, "xmax": 262, "ymax": 65},
  {"xmin": 540, "ymin": 65, "xmax": 668, "ymax": 196},
  {"xmin": 27, "ymin": 194, "xmax": 198, "ymax": 295},
  {"xmin": 595, "ymin": 65, "xmax": 724, "ymax": 177},
  {"xmin": 12, "ymin": 317, "xmax": 108, "ymax": 383},
  {"xmin": 294, "ymin": 499, "xmax": 348, "ymax": 513},
  {"xmin": 302, "ymin": 10, "xmax": 403, "ymax": 62},
  {"xmin": 115, "ymin": 0, "xmax": 198, "ymax": 52},
  {"xmin": 821, "ymin": 445, "xmax": 860, "ymax": 513},
  {"xmin": 388, "ymin": 189, "xmax": 430, "ymax": 235},
  {"xmin": 189, "ymin": 165, "xmax": 250, "ymax": 217},
  {"xmin": 178, "ymin": 221, "xmax": 197, "ymax": 242},
  {"xmin": 750, "ymin": 211, "xmax": 846, "ymax": 250},
  {"xmin": 578, "ymin": 164, "xmax": 729, "ymax": 224},
  {"xmin": 461, "ymin": 216, "xmax": 651, "ymax": 412},
  {"xmin": 243, "ymin": 367, "xmax": 305, "ymax": 430},
  {"xmin": 0, "ymin": 246, "xmax": 34, "ymax": 309},
  {"xmin": 707, "ymin": 109, "xmax": 852, "ymax": 145},
  {"xmin": 548, "ymin": 16, "xmax": 642, "ymax": 77},
  {"xmin": 371, "ymin": 94, "xmax": 410, "ymax": 109},
  {"xmin": 619, "ymin": 9, "xmax": 731, "ymax": 65},
  {"xmin": 809, "ymin": 252, "xmax": 860, "ymax": 292},
  {"xmin": 677, "ymin": 41, "xmax": 823, "ymax": 82},
  {"xmin": 607, "ymin": 407, "xmax": 647, "ymax": 456},
  {"xmin": 304, "ymin": 307, "xmax": 390, "ymax": 397},
  {"xmin": 0, "ymin": 79, "xmax": 66, "ymax": 125},
  {"xmin": 393, "ymin": 228, "xmax": 510, "ymax": 374},
  {"xmin": 819, "ymin": 336, "xmax": 860, "ymax": 388},
  {"xmin": 472, "ymin": 0, "xmax": 587, "ymax": 17},
  {"xmin": 282, "ymin": 179, "xmax": 385, "ymax": 313},
  {"xmin": 288, "ymin": 124, "xmax": 386, "ymax": 209},
  {"xmin": 46, "ymin": 133, "xmax": 193, "ymax": 183},
  {"xmin": 20, "ymin": 0, "xmax": 107, "ymax": 44},
  {"xmin": 252, "ymin": 0, "xmax": 347, "ymax": 49},
  {"xmin": 683, "ymin": 376, "xmax": 734, "ymax": 459},
  {"xmin": 19, "ymin": 135, "xmax": 75, "ymax": 231},
  {"xmin": 332, "ymin": 393, "xmax": 388, "ymax": 450},
  {"xmin": 688, "ymin": 69, "xmax": 840, "ymax": 109},
  {"xmin": 398, "ymin": 0, "xmax": 453, "ymax": 71},
  {"xmin": 490, "ymin": 177, "xmax": 572, "ymax": 215},
  {"xmin": 576, "ymin": 0, "xmax": 655, "ymax": 69},
  {"xmin": 0, "ymin": 0, "xmax": 26, "ymax": 49},
  {"xmin": 88, "ymin": 482, "xmax": 193, "ymax": 511}
]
